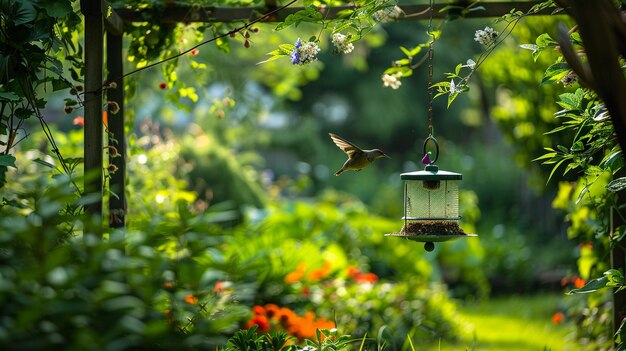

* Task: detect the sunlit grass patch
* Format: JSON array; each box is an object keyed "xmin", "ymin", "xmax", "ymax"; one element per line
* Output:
[{"xmin": 434, "ymin": 294, "xmax": 579, "ymax": 351}]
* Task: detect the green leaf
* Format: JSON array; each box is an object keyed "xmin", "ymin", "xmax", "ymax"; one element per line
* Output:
[
  {"xmin": 567, "ymin": 276, "xmax": 609, "ymax": 294},
  {"xmin": 33, "ymin": 158, "xmax": 56, "ymax": 169},
  {"xmin": 535, "ymin": 33, "xmax": 557, "ymax": 48},
  {"xmin": 558, "ymin": 89, "xmax": 584, "ymax": 110},
  {"xmin": 547, "ymin": 158, "xmax": 567, "ymax": 183},
  {"xmin": 608, "ymin": 177, "xmax": 626, "ymax": 193},
  {"xmin": 0, "ymin": 91, "xmax": 19, "ymax": 101},
  {"xmin": 0, "ymin": 154, "xmax": 16, "ymax": 168},
  {"xmin": 38, "ymin": 0, "xmax": 72, "ymax": 18},
  {"xmin": 556, "ymin": 145, "xmax": 569, "ymax": 153},
  {"xmin": 400, "ymin": 46, "xmax": 411, "ymax": 57},
  {"xmin": 409, "ymin": 46, "xmax": 422, "ymax": 57},
  {"xmin": 447, "ymin": 91, "xmax": 460, "ymax": 108},
  {"xmin": 541, "ymin": 63, "xmax": 569, "ymax": 86},
  {"xmin": 383, "ymin": 66, "xmax": 412, "ymax": 77},
  {"xmin": 12, "ymin": 1, "xmax": 37, "ymax": 26},
  {"xmin": 532, "ymin": 152, "xmax": 557, "ymax": 162}
]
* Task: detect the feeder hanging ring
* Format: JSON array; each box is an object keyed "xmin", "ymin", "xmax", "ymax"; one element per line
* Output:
[{"xmin": 423, "ymin": 135, "xmax": 439, "ymax": 164}]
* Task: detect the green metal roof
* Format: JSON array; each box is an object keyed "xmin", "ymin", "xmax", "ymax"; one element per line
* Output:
[{"xmin": 400, "ymin": 166, "xmax": 462, "ymax": 181}]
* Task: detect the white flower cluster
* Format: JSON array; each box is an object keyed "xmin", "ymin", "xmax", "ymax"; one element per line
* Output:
[
  {"xmin": 331, "ymin": 33, "xmax": 354, "ymax": 54},
  {"xmin": 299, "ymin": 41, "xmax": 320, "ymax": 64},
  {"xmin": 382, "ymin": 73, "xmax": 402, "ymax": 90},
  {"xmin": 560, "ymin": 70, "xmax": 578, "ymax": 87},
  {"xmin": 474, "ymin": 26, "xmax": 499, "ymax": 47},
  {"xmin": 373, "ymin": 4, "xmax": 404, "ymax": 23},
  {"xmin": 290, "ymin": 38, "xmax": 321, "ymax": 65}
]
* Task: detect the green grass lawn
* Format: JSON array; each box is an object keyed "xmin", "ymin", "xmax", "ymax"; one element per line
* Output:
[{"xmin": 433, "ymin": 294, "xmax": 580, "ymax": 351}]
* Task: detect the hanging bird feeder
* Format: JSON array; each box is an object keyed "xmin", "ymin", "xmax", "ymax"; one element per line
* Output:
[
  {"xmin": 385, "ymin": 1, "xmax": 476, "ymax": 252},
  {"xmin": 385, "ymin": 136, "xmax": 476, "ymax": 251}
]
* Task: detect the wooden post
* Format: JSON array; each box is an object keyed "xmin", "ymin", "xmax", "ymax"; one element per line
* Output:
[
  {"xmin": 106, "ymin": 29, "xmax": 126, "ymax": 229},
  {"xmin": 81, "ymin": 0, "xmax": 104, "ymax": 226}
]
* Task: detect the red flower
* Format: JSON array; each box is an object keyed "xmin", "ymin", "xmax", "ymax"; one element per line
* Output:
[
  {"xmin": 246, "ymin": 315, "xmax": 270, "ymax": 333},
  {"xmin": 552, "ymin": 311, "xmax": 565, "ymax": 325},
  {"xmin": 190, "ymin": 48, "xmax": 199, "ymax": 55},
  {"xmin": 252, "ymin": 305, "xmax": 266, "ymax": 315}
]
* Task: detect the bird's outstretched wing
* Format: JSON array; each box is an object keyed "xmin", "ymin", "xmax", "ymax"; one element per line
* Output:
[{"xmin": 329, "ymin": 133, "xmax": 362, "ymax": 156}]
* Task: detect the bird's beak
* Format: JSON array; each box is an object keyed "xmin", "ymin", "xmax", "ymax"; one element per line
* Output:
[{"xmin": 383, "ymin": 153, "xmax": 390, "ymax": 159}]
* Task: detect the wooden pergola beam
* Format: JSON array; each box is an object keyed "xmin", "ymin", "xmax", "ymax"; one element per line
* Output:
[
  {"xmin": 80, "ymin": 0, "xmax": 104, "ymax": 228},
  {"xmin": 103, "ymin": 0, "xmax": 124, "ymax": 35},
  {"xmin": 113, "ymin": 1, "xmax": 551, "ymax": 24}
]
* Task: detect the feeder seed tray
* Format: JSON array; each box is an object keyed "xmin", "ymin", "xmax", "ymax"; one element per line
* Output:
[{"xmin": 385, "ymin": 221, "xmax": 477, "ymax": 251}]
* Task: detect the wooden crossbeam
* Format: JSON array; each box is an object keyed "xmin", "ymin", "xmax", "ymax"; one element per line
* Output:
[{"xmin": 113, "ymin": 1, "xmax": 551, "ymax": 24}]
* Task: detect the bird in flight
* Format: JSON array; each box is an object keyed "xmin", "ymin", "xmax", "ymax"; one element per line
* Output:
[{"xmin": 329, "ymin": 133, "xmax": 389, "ymax": 176}]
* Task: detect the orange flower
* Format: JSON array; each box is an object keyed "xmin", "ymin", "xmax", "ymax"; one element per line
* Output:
[
  {"xmin": 573, "ymin": 276, "xmax": 586, "ymax": 289},
  {"xmin": 277, "ymin": 307, "xmax": 297, "ymax": 325},
  {"xmin": 246, "ymin": 315, "xmax": 270, "ymax": 333},
  {"xmin": 285, "ymin": 270, "xmax": 304, "ymax": 284},
  {"xmin": 355, "ymin": 272, "xmax": 378, "ymax": 284},
  {"xmin": 552, "ymin": 311, "xmax": 565, "ymax": 325},
  {"xmin": 346, "ymin": 266, "xmax": 359, "ymax": 278},
  {"xmin": 214, "ymin": 281, "xmax": 233, "ymax": 294},
  {"xmin": 285, "ymin": 262, "xmax": 308, "ymax": 284},
  {"xmin": 163, "ymin": 281, "xmax": 175, "ymax": 288},
  {"xmin": 307, "ymin": 261, "xmax": 331, "ymax": 281},
  {"xmin": 72, "ymin": 111, "xmax": 108, "ymax": 127},
  {"xmin": 184, "ymin": 294, "xmax": 198, "ymax": 304},
  {"xmin": 264, "ymin": 304, "xmax": 279, "ymax": 318}
]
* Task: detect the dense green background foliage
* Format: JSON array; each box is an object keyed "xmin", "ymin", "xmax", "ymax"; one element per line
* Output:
[{"xmin": 3, "ymin": 0, "xmax": 624, "ymax": 349}]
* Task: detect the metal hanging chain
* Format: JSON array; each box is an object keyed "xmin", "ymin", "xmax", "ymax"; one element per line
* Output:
[{"xmin": 427, "ymin": 0, "xmax": 435, "ymax": 137}]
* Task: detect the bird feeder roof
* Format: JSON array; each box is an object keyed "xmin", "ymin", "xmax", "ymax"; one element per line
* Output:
[{"xmin": 401, "ymin": 167, "xmax": 462, "ymax": 181}]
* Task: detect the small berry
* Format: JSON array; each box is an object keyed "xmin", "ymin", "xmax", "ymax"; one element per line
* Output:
[
  {"xmin": 106, "ymin": 101, "xmax": 120, "ymax": 114},
  {"xmin": 252, "ymin": 27, "xmax": 259, "ymax": 33},
  {"xmin": 159, "ymin": 82, "xmax": 167, "ymax": 90},
  {"xmin": 108, "ymin": 146, "xmax": 118, "ymax": 156},
  {"xmin": 107, "ymin": 164, "xmax": 118, "ymax": 173},
  {"xmin": 108, "ymin": 81, "xmax": 117, "ymax": 89},
  {"xmin": 64, "ymin": 106, "xmax": 73, "ymax": 114},
  {"xmin": 229, "ymin": 32, "xmax": 236, "ymax": 38},
  {"xmin": 190, "ymin": 48, "xmax": 199, "ymax": 55},
  {"xmin": 70, "ymin": 88, "xmax": 78, "ymax": 95},
  {"xmin": 244, "ymin": 31, "xmax": 250, "ymax": 38},
  {"xmin": 75, "ymin": 84, "xmax": 84, "ymax": 92},
  {"xmin": 244, "ymin": 40, "xmax": 250, "ymax": 48}
]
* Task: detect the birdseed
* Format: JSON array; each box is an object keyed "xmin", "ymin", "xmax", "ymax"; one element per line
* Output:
[{"xmin": 401, "ymin": 220, "xmax": 466, "ymax": 236}]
